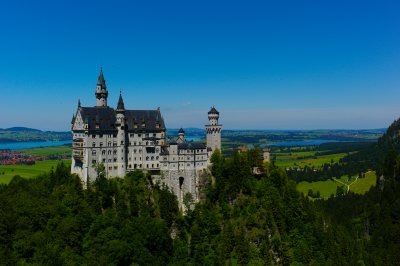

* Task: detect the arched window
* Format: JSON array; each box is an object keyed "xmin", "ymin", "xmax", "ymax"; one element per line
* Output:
[
  {"xmin": 102, "ymin": 150, "xmax": 105, "ymax": 155},
  {"xmin": 179, "ymin": 177, "xmax": 184, "ymax": 190},
  {"xmin": 108, "ymin": 150, "xmax": 111, "ymax": 155}
]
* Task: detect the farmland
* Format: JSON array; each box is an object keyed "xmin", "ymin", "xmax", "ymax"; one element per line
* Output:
[{"xmin": 0, "ymin": 159, "xmax": 71, "ymax": 184}]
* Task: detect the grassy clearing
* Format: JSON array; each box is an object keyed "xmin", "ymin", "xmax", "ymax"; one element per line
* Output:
[
  {"xmin": 0, "ymin": 160, "xmax": 71, "ymax": 184},
  {"xmin": 297, "ymin": 179, "xmax": 340, "ymax": 199},
  {"xmin": 349, "ymin": 171, "xmax": 377, "ymax": 194},
  {"xmin": 21, "ymin": 145, "xmax": 71, "ymax": 156},
  {"xmin": 275, "ymin": 151, "xmax": 348, "ymax": 168},
  {"xmin": 297, "ymin": 171, "xmax": 377, "ymax": 199}
]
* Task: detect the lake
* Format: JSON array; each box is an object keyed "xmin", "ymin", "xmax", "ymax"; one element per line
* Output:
[{"xmin": 0, "ymin": 140, "xmax": 72, "ymax": 150}]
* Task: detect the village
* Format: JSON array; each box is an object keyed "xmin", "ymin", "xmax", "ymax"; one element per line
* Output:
[{"xmin": 0, "ymin": 149, "xmax": 70, "ymax": 165}]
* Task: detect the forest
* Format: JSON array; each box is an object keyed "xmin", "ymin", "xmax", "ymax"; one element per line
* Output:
[{"xmin": 1, "ymin": 121, "xmax": 400, "ymax": 265}]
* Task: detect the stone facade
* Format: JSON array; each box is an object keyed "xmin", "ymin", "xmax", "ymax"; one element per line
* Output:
[{"xmin": 71, "ymin": 69, "xmax": 222, "ymax": 207}]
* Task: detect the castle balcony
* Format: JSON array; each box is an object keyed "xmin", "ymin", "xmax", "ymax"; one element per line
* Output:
[
  {"xmin": 73, "ymin": 139, "xmax": 84, "ymax": 149},
  {"xmin": 73, "ymin": 149, "xmax": 84, "ymax": 160}
]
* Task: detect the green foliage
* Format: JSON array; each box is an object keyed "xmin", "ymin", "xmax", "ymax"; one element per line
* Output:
[{"xmin": 1, "ymin": 144, "xmax": 400, "ymax": 265}]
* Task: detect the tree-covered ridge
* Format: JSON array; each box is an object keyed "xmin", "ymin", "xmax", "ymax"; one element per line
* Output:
[{"xmin": 0, "ymin": 146, "xmax": 399, "ymax": 265}]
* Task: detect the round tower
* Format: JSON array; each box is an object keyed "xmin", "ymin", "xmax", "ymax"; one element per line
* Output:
[
  {"xmin": 95, "ymin": 67, "xmax": 108, "ymax": 107},
  {"xmin": 205, "ymin": 107, "xmax": 222, "ymax": 153}
]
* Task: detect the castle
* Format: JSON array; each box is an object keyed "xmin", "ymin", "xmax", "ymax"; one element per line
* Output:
[{"xmin": 71, "ymin": 68, "xmax": 222, "ymax": 205}]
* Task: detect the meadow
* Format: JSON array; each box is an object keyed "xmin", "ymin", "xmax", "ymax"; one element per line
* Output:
[
  {"xmin": 0, "ymin": 160, "xmax": 71, "ymax": 184},
  {"xmin": 21, "ymin": 145, "xmax": 71, "ymax": 156},
  {"xmin": 297, "ymin": 171, "xmax": 377, "ymax": 199},
  {"xmin": 274, "ymin": 150, "xmax": 350, "ymax": 168}
]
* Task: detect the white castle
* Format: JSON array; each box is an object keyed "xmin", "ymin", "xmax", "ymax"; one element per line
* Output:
[{"xmin": 71, "ymin": 68, "xmax": 222, "ymax": 205}]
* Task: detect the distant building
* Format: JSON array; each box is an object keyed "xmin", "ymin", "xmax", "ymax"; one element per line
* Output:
[
  {"xmin": 71, "ymin": 68, "xmax": 222, "ymax": 207},
  {"xmin": 263, "ymin": 148, "xmax": 271, "ymax": 163}
]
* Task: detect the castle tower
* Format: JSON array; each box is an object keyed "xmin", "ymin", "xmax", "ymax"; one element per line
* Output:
[
  {"xmin": 116, "ymin": 92, "xmax": 127, "ymax": 177},
  {"xmin": 177, "ymin": 128, "xmax": 185, "ymax": 143},
  {"xmin": 95, "ymin": 67, "xmax": 108, "ymax": 107},
  {"xmin": 205, "ymin": 107, "xmax": 222, "ymax": 153}
]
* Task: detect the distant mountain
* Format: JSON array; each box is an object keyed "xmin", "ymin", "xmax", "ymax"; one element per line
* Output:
[
  {"xmin": 0, "ymin": 127, "xmax": 71, "ymax": 143},
  {"xmin": 3, "ymin": 127, "xmax": 42, "ymax": 132}
]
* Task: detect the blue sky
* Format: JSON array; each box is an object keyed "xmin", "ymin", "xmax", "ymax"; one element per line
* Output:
[{"xmin": 0, "ymin": 0, "xmax": 399, "ymax": 130}]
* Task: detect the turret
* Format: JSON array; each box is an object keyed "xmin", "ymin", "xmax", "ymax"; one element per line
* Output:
[
  {"xmin": 205, "ymin": 106, "xmax": 222, "ymax": 153},
  {"xmin": 95, "ymin": 67, "xmax": 108, "ymax": 107},
  {"xmin": 176, "ymin": 128, "xmax": 185, "ymax": 144}
]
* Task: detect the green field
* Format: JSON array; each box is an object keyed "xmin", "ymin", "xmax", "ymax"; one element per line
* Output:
[
  {"xmin": 297, "ymin": 179, "xmax": 340, "ymax": 199},
  {"xmin": 0, "ymin": 160, "xmax": 71, "ymax": 184},
  {"xmin": 297, "ymin": 171, "xmax": 377, "ymax": 199},
  {"xmin": 349, "ymin": 171, "xmax": 377, "ymax": 194},
  {"xmin": 21, "ymin": 145, "xmax": 72, "ymax": 156},
  {"xmin": 275, "ymin": 151, "xmax": 349, "ymax": 168}
]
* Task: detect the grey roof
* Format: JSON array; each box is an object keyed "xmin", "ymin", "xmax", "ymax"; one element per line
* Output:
[
  {"xmin": 71, "ymin": 114, "xmax": 75, "ymax": 124},
  {"xmin": 125, "ymin": 110, "xmax": 165, "ymax": 130},
  {"xmin": 178, "ymin": 142, "xmax": 207, "ymax": 150},
  {"xmin": 208, "ymin": 106, "xmax": 219, "ymax": 114},
  {"xmin": 178, "ymin": 128, "xmax": 185, "ymax": 134},
  {"xmin": 77, "ymin": 106, "xmax": 166, "ymax": 131},
  {"xmin": 80, "ymin": 107, "xmax": 117, "ymax": 131}
]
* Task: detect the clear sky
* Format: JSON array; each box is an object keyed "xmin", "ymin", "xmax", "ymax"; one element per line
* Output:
[{"xmin": 0, "ymin": 0, "xmax": 399, "ymax": 130}]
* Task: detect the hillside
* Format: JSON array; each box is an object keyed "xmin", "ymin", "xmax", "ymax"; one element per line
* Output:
[
  {"xmin": 342, "ymin": 118, "xmax": 400, "ymax": 174},
  {"xmin": 0, "ymin": 127, "xmax": 70, "ymax": 143}
]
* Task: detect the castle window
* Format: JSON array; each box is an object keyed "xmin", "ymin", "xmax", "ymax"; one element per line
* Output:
[
  {"xmin": 108, "ymin": 159, "xmax": 111, "ymax": 162},
  {"xmin": 92, "ymin": 151, "xmax": 96, "ymax": 155},
  {"xmin": 152, "ymin": 164, "xmax": 154, "ymax": 168},
  {"xmin": 113, "ymin": 142, "xmax": 117, "ymax": 146},
  {"xmin": 146, "ymin": 156, "xmax": 149, "ymax": 160},
  {"xmin": 114, "ymin": 158, "xmax": 117, "ymax": 162},
  {"xmin": 156, "ymin": 156, "xmax": 159, "ymax": 160},
  {"xmin": 151, "ymin": 156, "xmax": 154, "ymax": 160},
  {"xmin": 134, "ymin": 149, "xmax": 136, "ymax": 153},
  {"xmin": 100, "ymin": 142, "xmax": 103, "ymax": 147},
  {"xmin": 108, "ymin": 150, "xmax": 111, "ymax": 155},
  {"xmin": 92, "ymin": 143, "xmax": 96, "ymax": 147},
  {"xmin": 100, "ymin": 134, "xmax": 103, "ymax": 138},
  {"xmin": 109, "ymin": 166, "xmax": 112, "ymax": 170},
  {"xmin": 113, "ymin": 134, "xmax": 117, "ymax": 138},
  {"xmin": 102, "ymin": 159, "xmax": 106, "ymax": 163},
  {"xmin": 114, "ymin": 166, "xmax": 117, "ymax": 170},
  {"xmin": 108, "ymin": 142, "xmax": 111, "ymax": 147},
  {"xmin": 92, "ymin": 135, "xmax": 96, "ymax": 138},
  {"xmin": 113, "ymin": 150, "xmax": 117, "ymax": 155},
  {"xmin": 138, "ymin": 134, "xmax": 141, "ymax": 137},
  {"xmin": 102, "ymin": 150, "xmax": 105, "ymax": 155},
  {"xmin": 121, "ymin": 141, "xmax": 124, "ymax": 145},
  {"xmin": 153, "ymin": 133, "xmax": 156, "ymax": 137}
]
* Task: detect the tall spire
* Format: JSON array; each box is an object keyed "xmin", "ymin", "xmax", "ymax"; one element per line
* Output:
[
  {"xmin": 78, "ymin": 99, "xmax": 81, "ymax": 108},
  {"xmin": 97, "ymin": 67, "xmax": 106, "ymax": 87},
  {"xmin": 116, "ymin": 91, "xmax": 125, "ymax": 112}
]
